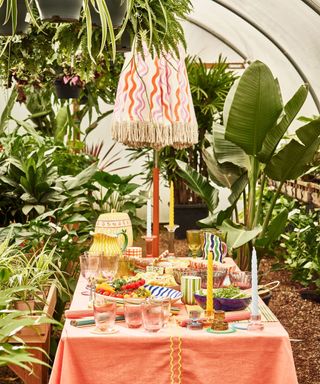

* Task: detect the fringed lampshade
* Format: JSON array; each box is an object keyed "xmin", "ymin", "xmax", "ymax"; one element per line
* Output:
[{"xmin": 112, "ymin": 48, "xmax": 198, "ymax": 149}]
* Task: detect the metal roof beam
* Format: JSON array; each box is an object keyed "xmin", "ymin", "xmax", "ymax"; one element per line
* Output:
[{"xmin": 212, "ymin": 0, "xmax": 320, "ymax": 113}]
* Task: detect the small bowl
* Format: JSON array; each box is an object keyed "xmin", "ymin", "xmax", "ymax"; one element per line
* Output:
[
  {"xmin": 229, "ymin": 271, "xmax": 252, "ymax": 289},
  {"xmin": 194, "ymin": 290, "xmax": 251, "ymax": 312},
  {"xmin": 172, "ymin": 267, "xmax": 192, "ymax": 285},
  {"xmin": 194, "ymin": 269, "xmax": 228, "ymax": 289}
]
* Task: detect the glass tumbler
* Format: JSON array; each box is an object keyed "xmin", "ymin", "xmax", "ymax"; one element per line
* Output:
[
  {"xmin": 141, "ymin": 300, "xmax": 164, "ymax": 332},
  {"xmin": 150, "ymin": 297, "xmax": 171, "ymax": 326},
  {"xmin": 93, "ymin": 293, "xmax": 117, "ymax": 333},
  {"xmin": 124, "ymin": 299, "xmax": 143, "ymax": 328}
]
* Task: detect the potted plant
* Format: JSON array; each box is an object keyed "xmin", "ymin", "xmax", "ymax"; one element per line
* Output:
[
  {"xmin": 0, "ymin": 0, "xmax": 29, "ymax": 35},
  {"xmin": 35, "ymin": 0, "xmax": 83, "ymax": 22},
  {"xmin": 177, "ymin": 61, "xmax": 320, "ymax": 270},
  {"xmin": 54, "ymin": 67, "xmax": 84, "ymax": 99},
  {"xmin": 89, "ymin": 0, "xmax": 127, "ymax": 28},
  {"xmin": 0, "ymin": 238, "xmax": 67, "ymax": 311}
]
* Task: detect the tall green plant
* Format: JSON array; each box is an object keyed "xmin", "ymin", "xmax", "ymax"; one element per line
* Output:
[{"xmin": 177, "ymin": 61, "xmax": 320, "ymax": 269}]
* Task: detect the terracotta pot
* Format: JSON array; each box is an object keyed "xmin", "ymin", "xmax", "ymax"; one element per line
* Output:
[
  {"xmin": 14, "ymin": 300, "xmax": 35, "ymax": 312},
  {"xmin": 54, "ymin": 80, "xmax": 81, "ymax": 99},
  {"xmin": 35, "ymin": 0, "xmax": 83, "ymax": 22},
  {"xmin": 0, "ymin": 0, "xmax": 29, "ymax": 35}
]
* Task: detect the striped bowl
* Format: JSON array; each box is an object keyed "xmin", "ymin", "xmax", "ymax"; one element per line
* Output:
[{"xmin": 144, "ymin": 284, "xmax": 183, "ymax": 303}]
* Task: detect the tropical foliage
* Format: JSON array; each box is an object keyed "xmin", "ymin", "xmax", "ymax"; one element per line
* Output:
[{"xmin": 177, "ymin": 61, "xmax": 320, "ymax": 269}]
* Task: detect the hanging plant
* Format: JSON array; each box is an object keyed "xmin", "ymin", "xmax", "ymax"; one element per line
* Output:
[
  {"xmin": 35, "ymin": 0, "xmax": 83, "ymax": 22},
  {"xmin": 54, "ymin": 67, "xmax": 84, "ymax": 99}
]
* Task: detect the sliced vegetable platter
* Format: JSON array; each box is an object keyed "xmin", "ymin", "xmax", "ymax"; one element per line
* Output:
[{"xmin": 95, "ymin": 277, "xmax": 182, "ymax": 304}]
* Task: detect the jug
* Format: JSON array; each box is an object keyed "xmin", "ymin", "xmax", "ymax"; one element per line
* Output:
[
  {"xmin": 89, "ymin": 231, "xmax": 128, "ymax": 280},
  {"xmin": 89, "ymin": 231, "xmax": 128, "ymax": 256}
]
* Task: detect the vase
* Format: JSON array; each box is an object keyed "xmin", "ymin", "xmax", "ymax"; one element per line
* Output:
[{"xmin": 35, "ymin": 0, "xmax": 83, "ymax": 22}]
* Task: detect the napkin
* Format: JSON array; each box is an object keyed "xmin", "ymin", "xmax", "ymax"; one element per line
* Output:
[
  {"xmin": 65, "ymin": 309, "xmax": 94, "ymax": 319},
  {"xmin": 65, "ymin": 306, "xmax": 124, "ymax": 319}
]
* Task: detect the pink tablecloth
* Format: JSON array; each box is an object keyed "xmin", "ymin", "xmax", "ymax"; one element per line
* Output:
[{"xmin": 50, "ymin": 274, "xmax": 298, "ymax": 384}]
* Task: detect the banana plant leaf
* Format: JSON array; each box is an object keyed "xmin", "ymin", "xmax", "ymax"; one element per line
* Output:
[
  {"xmin": 176, "ymin": 160, "xmax": 219, "ymax": 213},
  {"xmin": 225, "ymin": 61, "xmax": 283, "ymax": 156},
  {"xmin": 218, "ymin": 219, "xmax": 262, "ymax": 250},
  {"xmin": 256, "ymin": 208, "xmax": 289, "ymax": 248},
  {"xmin": 211, "ymin": 125, "xmax": 250, "ymax": 170},
  {"xmin": 257, "ymin": 84, "xmax": 309, "ymax": 163},
  {"xmin": 265, "ymin": 118, "xmax": 320, "ymax": 181}
]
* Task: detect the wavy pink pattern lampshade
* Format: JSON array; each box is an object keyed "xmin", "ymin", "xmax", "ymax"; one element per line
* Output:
[{"xmin": 112, "ymin": 48, "xmax": 198, "ymax": 149}]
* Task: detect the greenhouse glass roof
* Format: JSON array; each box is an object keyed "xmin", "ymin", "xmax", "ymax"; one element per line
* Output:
[{"xmin": 184, "ymin": 0, "xmax": 320, "ymax": 116}]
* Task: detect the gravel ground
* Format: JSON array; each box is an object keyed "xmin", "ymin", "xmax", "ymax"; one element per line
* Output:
[{"xmin": 1, "ymin": 233, "xmax": 319, "ymax": 384}]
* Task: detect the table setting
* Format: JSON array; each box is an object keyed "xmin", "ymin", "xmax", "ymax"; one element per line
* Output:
[{"xmin": 49, "ymin": 226, "xmax": 297, "ymax": 384}]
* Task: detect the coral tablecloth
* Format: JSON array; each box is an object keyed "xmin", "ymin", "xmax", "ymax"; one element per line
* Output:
[{"xmin": 49, "ymin": 263, "xmax": 298, "ymax": 384}]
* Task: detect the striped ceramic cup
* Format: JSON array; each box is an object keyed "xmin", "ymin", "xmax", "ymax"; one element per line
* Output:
[{"xmin": 181, "ymin": 276, "xmax": 201, "ymax": 305}]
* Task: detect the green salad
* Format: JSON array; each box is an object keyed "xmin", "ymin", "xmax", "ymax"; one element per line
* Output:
[{"xmin": 198, "ymin": 286, "xmax": 249, "ymax": 299}]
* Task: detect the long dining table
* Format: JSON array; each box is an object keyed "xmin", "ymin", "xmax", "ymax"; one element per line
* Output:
[{"xmin": 49, "ymin": 259, "xmax": 298, "ymax": 384}]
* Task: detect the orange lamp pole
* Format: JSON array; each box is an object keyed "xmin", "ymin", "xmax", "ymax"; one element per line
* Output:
[{"xmin": 152, "ymin": 151, "xmax": 160, "ymax": 258}]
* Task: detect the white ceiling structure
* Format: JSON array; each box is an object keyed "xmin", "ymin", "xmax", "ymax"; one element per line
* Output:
[{"xmin": 184, "ymin": 0, "xmax": 320, "ymax": 117}]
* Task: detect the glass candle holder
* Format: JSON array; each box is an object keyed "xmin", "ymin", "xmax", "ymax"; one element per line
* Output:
[{"xmin": 164, "ymin": 225, "xmax": 179, "ymax": 257}]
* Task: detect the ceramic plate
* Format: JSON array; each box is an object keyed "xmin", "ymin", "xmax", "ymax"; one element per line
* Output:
[{"xmin": 144, "ymin": 284, "xmax": 183, "ymax": 303}]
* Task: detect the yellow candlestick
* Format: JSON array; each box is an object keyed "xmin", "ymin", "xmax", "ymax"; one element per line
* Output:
[
  {"xmin": 169, "ymin": 181, "xmax": 174, "ymax": 228},
  {"xmin": 206, "ymin": 251, "xmax": 213, "ymax": 314}
]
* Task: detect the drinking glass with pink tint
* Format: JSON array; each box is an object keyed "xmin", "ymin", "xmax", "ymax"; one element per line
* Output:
[
  {"xmin": 124, "ymin": 299, "xmax": 143, "ymax": 328},
  {"xmin": 93, "ymin": 294, "xmax": 117, "ymax": 333},
  {"xmin": 229, "ymin": 271, "xmax": 252, "ymax": 289},
  {"xmin": 141, "ymin": 300, "xmax": 164, "ymax": 332},
  {"xmin": 150, "ymin": 297, "xmax": 171, "ymax": 326}
]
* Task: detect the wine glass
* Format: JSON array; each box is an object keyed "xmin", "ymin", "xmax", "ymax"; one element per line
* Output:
[
  {"xmin": 79, "ymin": 253, "xmax": 101, "ymax": 297},
  {"xmin": 100, "ymin": 253, "xmax": 119, "ymax": 282},
  {"xmin": 186, "ymin": 230, "xmax": 202, "ymax": 258}
]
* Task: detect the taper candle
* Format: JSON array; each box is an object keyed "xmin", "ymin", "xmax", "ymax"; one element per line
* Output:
[
  {"xmin": 206, "ymin": 251, "xmax": 213, "ymax": 313},
  {"xmin": 251, "ymin": 247, "xmax": 259, "ymax": 316},
  {"xmin": 169, "ymin": 181, "xmax": 174, "ymax": 229},
  {"xmin": 146, "ymin": 198, "xmax": 152, "ymax": 237}
]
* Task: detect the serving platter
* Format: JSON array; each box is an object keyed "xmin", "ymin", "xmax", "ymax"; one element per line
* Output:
[{"xmin": 96, "ymin": 285, "xmax": 182, "ymax": 304}]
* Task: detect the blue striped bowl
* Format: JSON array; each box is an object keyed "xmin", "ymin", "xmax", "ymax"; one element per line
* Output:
[{"xmin": 144, "ymin": 285, "xmax": 182, "ymax": 303}]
